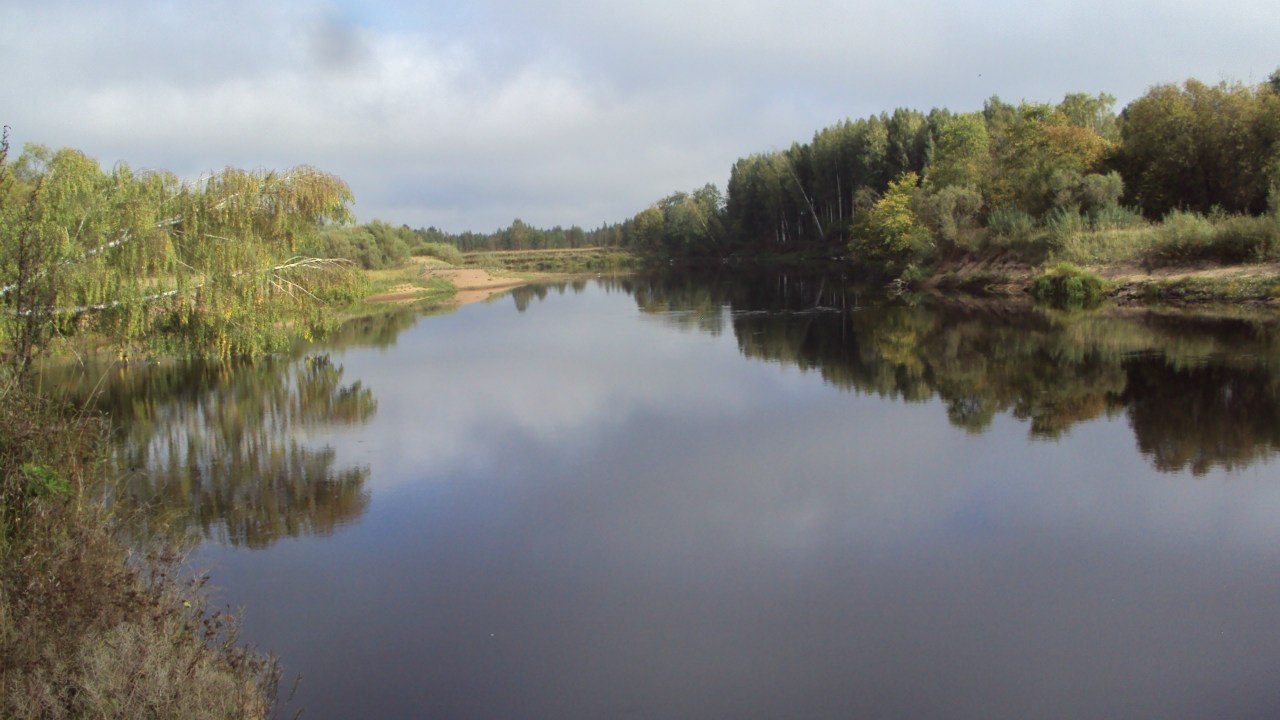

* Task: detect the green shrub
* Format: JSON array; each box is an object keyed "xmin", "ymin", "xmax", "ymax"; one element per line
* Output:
[
  {"xmin": 1090, "ymin": 204, "xmax": 1146, "ymax": 231},
  {"xmin": 1030, "ymin": 262, "xmax": 1108, "ymax": 308},
  {"xmin": 915, "ymin": 185, "xmax": 983, "ymax": 247},
  {"xmin": 1147, "ymin": 210, "xmax": 1216, "ymax": 262},
  {"xmin": 1045, "ymin": 207, "xmax": 1088, "ymax": 243},
  {"xmin": 849, "ymin": 172, "xmax": 934, "ymax": 272},
  {"xmin": 987, "ymin": 205, "xmax": 1037, "ymax": 239},
  {"xmin": 1212, "ymin": 214, "xmax": 1280, "ymax": 263},
  {"xmin": 416, "ymin": 241, "xmax": 464, "ymax": 266},
  {"xmin": 1144, "ymin": 210, "xmax": 1280, "ymax": 265}
]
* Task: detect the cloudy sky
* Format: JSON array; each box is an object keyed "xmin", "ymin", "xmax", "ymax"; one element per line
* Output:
[{"xmin": 4, "ymin": 0, "xmax": 1278, "ymax": 232}]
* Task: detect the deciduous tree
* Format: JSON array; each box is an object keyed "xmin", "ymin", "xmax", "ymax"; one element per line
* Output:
[{"xmin": 0, "ymin": 138, "xmax": 359, "ymax": 365}]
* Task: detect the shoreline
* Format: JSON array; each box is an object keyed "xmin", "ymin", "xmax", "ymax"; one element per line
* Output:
[
  {"xmin": 929, "ymin": 257, "xmax": 1280, "ymax": 307},
  {"xmin": 363, "ymin": 267, "xmax": 538, "ymax": 306},
  {"xmin": 360, "ymin": 251, "xmax": 1280, "ymax": 312}
]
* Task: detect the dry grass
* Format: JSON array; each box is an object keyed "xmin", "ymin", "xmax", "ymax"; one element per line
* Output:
[{"xmin": 0, "ymin": 379, "xmax": 277, "ymax": 719}]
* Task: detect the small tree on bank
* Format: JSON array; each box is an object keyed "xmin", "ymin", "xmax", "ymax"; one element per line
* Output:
[{"xmin": 850, "ymin": 171, "xmax": 932, "ymax": 273}]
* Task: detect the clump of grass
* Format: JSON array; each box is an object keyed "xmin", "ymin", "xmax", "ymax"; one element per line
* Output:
[
  {"xmin": 1045, "ymin": 207, "xmax": 1089, "ymax": 243},
  {"xmin": 1054, "ymin": 226, "xmax": 1151, "ymax": 265},
  {"xmin": 1029, "ymin": 262, "xmax": 1108, "ymax": 309},
  {"xmin": 1090, "ymin": 204, "xmax": 1146, "ymax": 231},
  {"xmin": 987, "ymin": 205, "xmax": 1037, "ymax": 240},
  {"xmin": 1, "ymin": 379, "xmax": 278, "ymax": 719}
]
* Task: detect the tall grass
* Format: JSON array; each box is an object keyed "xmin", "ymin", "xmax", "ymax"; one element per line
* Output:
[
  {"xmin": 1, "ymin": 379, "xmax": 277, "ymax": 719},
  {"xmin": 1052, "ymin": 210, "xmax": 1280, "ymax": 267}
]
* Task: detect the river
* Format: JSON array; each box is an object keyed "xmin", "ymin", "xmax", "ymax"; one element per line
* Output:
[{"xmin": 60, "ymin": 270, "xmax": 1280, "ymax": 719}]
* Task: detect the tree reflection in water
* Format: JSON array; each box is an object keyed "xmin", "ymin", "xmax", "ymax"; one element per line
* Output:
[
  {"xmin": 54, "ymin": 351, "xmax": 379, "ymax": 549},
  {"xmin": 611, "ymin": 268, "xmax": 1280, "ymax": 476}
]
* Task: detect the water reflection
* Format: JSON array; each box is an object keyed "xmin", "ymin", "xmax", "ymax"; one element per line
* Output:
[
  {"xmin": 209, "ymin": 278, "xmax": 1280, "ymax": 719},
  {"xmin": 59, "ymin": 272, "xmax": 1280, "ymax": 557},
  {"xmin": 66, "ymin": 273, "xmax": 1280, "ymax": 718},
  {"xmin": 50, "ymin": 312, "xmax": 413, "ymax": 547},
  {"xmin": 610, "ymin": 269, "xmax": 1280, "ymax": 475},
  {"xmin": 509, "ymin": 280, "xmax": 590, "ymax": 313}
]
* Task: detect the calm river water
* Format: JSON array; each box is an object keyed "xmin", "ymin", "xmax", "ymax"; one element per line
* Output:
[{"xmin": 65, "ymin": 271, "xmax": 1280, "ymax": 718}]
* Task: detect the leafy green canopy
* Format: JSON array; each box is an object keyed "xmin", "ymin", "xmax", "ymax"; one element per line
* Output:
[{"xmin": 1, "ymin": 136, "xmax": 362, "ymax": 365}]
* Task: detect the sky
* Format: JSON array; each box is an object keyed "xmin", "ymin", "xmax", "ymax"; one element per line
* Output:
[{"xmin": 3, "ymin": 0, "xmax": 1279, "ymax": 233}]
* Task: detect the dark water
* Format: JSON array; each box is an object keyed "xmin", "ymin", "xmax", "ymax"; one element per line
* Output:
[{"xmin": 63, "ymin": 271, "xmax": 1280, "ymax": 719}]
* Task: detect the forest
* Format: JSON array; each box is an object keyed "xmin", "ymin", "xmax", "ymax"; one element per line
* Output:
[{"xmin": 407, "ymin": 71, "xmax": 1280, "ymax": 282}]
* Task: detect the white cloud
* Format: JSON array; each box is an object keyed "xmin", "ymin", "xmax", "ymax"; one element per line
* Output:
[{"xmin": 3, "ymin": 0, "xmax": 1279, "ymax": 231}]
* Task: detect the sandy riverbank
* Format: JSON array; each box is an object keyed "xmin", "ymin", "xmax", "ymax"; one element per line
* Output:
[{"xmin": 364, "ymin": 268, "xmax": 534, "ymax": 305}]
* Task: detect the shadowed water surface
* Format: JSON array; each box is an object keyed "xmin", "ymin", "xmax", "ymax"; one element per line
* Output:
[{"xmin": 64, "ymin": 271, "xmax": 1280, "ymax": 719}]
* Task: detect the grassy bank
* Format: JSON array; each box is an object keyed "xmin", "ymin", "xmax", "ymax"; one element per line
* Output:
[
  {"xmin": 925, "ymin": 211, "xmax": 1280, "ymax": 307},
  {"xmin": 0, "ymin": 380, "xmax": 277, "ymax": 719},
  {"xmin": 463, "ymin": 246, "xmax": 642, "ymax": 273},
  {"xmin": 348, "ymin": 257, "xmax": 458, "ymax": 310}
]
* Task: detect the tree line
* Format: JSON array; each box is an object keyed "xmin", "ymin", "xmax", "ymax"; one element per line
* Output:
[
  {"xmin": 397, "ymin": 70, "xmax": 1279, "ymax": 271},
  {"xmin": 613, "ymin": 71, "xmax": 1280, "ymax": 271},
  {"xmin": 154, "ymin": 68, "xmax": 1280, "ymax": 279}
]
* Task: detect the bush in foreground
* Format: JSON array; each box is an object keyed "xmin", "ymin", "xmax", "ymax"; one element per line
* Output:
[{"xmin": 0, "ymin": 380, "xmax": 277, "ymax": 719}]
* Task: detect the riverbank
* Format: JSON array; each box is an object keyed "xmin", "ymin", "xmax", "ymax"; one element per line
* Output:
[
  {"xmin": 929, "ymin": 255, "xmax": 1280, "ymax": 307},
  {"xmin": 0, "ymin": 382, "xmax": 277, "ymax": 719},
  {"xmin": 360, "ymin": 249, "xmax": 630, "ymax": 308},
  {"xmin": 365, "ymin": 267, "xmax": 536, "ymax": 306}
]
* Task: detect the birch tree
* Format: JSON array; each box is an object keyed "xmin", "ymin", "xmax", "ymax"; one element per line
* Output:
[{"xmin": 1, "ymin": 137, "xmax": 361, "ymax": 367}]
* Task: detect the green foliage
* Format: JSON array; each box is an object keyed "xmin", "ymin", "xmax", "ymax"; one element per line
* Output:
[
  {"xmin": 629, "ymin": 184, "xmax": 727, "ymax": 256},
  {"xmin": 1117, "ymin": 78, "xmax": 1280, "ymax": 217},
  {"xmin": 1044, "ymin": 207, "xmax": 1090, "ymax": 244},
  {"xmin": 20, "ymin": 462, "xmax": 68, "ymax": 497},
  {"xmin": 587, "ymin": 69, "xmax": 1279, "ymax": 269},
  {"xmin": 1151, "ymin": 210, "xmax": 1224, "ymax": 260},
  {"xmin": 430, "ymin": 218, "xmax": 605, "ymax": 253},
  {"xmin": 1142, "ymin": 210, "xmax": 1280, "ymax": 265},
  {"xmin": 1030, "ymin": 263, "xmax": 1108, "ymax": 308},
  {"xmin": 915, "ymin": 185, "xmax": 984, "ymax": 248},
  {"xmin": 1077, "ymin": 171, "xmax": 1126, "ymax": 216},
  {"xmin": 1090, "ymin": 204, "xmax": 1146, "ymax": 231},
  {"xmin": 926, "ymin": 113, "xmax": 990, "ymax": 190},
  {"xmin": 303, "ymin": 222, "xmax": 411, "ymax": 270},
  {"xmin": 1057, "ymin": 92, "xmax": 1120, "ymax": 142},
  {"xmin": 985, "ymin": 102, "xmax": 1113, "ymax": 216},
  {"xmin": 0, "ymin": 138, "xmax": 361, "ymax": 363},
  {"xmin": 416, "ymin": 241, "xmax": 464, "ymax": 266},
  {"xmin": 987, "ymin": 205, "xmax": 1037, "ymax": 239},
  {"xmin": 850, "ymin": 172, "xmax": 932, "ymax": 270},
  {"xmin": 631, "ymin": 206, "xmax": 666, "ymax": 252}
]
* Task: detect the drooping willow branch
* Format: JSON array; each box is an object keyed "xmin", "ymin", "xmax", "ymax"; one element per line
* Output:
[{"xmin": 7, "ymin": 257, "xmax": 354, "ymax": 317}]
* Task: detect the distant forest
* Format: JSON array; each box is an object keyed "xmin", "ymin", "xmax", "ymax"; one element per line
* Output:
[{"xmin": 333, "ymin": 71, "xmax": 1280, "ymax": 271}]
